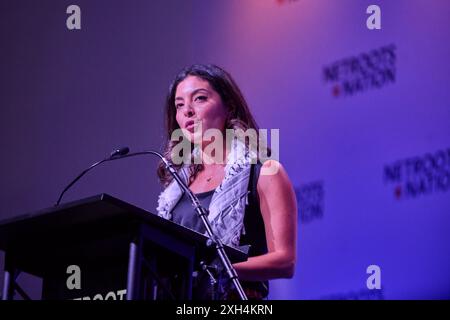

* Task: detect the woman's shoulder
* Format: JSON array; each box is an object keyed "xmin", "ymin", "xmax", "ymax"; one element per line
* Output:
[
  {"xmin": 260, "ymin": 159, "xmax": 283, "ymax": 177},
  {"xmin": 257, "ymin": 159, "xmax": 293, "ymax": 192}
]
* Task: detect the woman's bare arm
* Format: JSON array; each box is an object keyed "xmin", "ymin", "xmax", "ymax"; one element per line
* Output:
[{"xmin": 233, "ymin": 160, "xmax": 298, "ymax": 281}]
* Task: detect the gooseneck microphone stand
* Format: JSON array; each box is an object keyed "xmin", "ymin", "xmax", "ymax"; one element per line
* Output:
[{"xmin": 55, "ymin": 147, "xmax": 248, "ymax": 300}]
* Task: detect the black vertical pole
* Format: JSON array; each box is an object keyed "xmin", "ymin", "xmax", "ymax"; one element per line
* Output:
[
  {"xmin": 2, "ymin": 252, "xmax": 15, "ymax": 300},
  {"xmin": 126, "ymin": 237, "xmax": 142, "ymax": 300}
]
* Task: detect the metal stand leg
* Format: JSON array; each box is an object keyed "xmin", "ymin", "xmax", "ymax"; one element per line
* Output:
[{"xmin": 184, "ymin": 255, "xmax": 194, "ymax": 300}]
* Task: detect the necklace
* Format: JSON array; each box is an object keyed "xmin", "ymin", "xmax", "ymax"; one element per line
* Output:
[{"xmin": 204, "ymin": 165, "xmax": 224, "ymax": 183}]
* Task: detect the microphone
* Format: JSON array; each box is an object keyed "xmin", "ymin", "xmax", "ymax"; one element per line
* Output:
[
  {"xmin": 110, "ymin": 147, "xmax": 130, "ymax": 158},
  {"xmin": 55, "ymin": 147, "xmax": 130, "ymax": 206}
]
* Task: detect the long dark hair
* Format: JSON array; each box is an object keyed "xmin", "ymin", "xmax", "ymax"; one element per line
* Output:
[{"xmin": 157, "ymin": 64, "xmax": 260, "ymax": 187}]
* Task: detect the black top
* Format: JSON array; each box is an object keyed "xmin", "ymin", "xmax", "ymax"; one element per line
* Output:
[
  {"xmin": 172, "ymin": 189, "xmax": 215, "ymax": 234},
  {"xmin": 171, "ymin": 163, "xmax": 268, "ymax": 299}
]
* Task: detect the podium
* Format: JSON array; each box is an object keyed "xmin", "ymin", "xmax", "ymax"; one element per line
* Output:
[{"xmin": 0, "ymin": 194, "xmax": 247, "ymax": 300}]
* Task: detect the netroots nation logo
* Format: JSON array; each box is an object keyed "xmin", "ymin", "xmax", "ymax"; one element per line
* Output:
[
  {"xmin": 323, "ymin": 44, "xmax": 396, "ymax": 98},
  {"xmin": 295, "ymin": 181, "xmax": 324, "ymax": 224},
  {"xmin": 384, "ymin": 147, "xmax": 450, "ymax": 200}
]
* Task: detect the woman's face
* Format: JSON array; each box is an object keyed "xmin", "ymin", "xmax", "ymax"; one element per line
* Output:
[{"xmin": 174, "ymin": 75, "xmax": 228, "ymax": 144}]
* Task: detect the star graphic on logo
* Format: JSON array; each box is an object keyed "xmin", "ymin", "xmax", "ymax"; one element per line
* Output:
[
  {"xmin": 332, "ymin": 85, "xmax": 340, "ymax": 97},
  {"xmin": 394, "ymin": 186, "xmax": 402, "ymax": 199}
]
